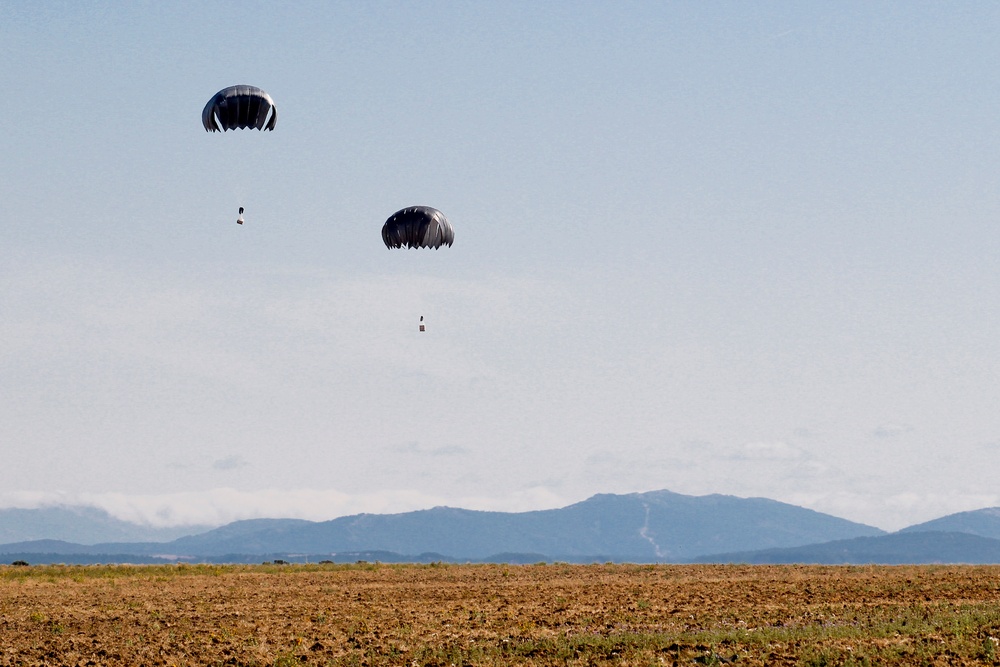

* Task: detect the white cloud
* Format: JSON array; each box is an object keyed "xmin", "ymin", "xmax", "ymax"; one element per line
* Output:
[
  {"xmin": 872, "ymin": 424, "xmax": 915, "ymax": 438},
  {"xmin": 390, "ymin": 442, "xmax": 470, "ymax": 457},
  {"xmin": 784, "ymin": 490, "xmax": 1000, "ymax": 532},
  {"xmin": 733, "ymin": 441, "xmax": 803, "ymax": 461}
]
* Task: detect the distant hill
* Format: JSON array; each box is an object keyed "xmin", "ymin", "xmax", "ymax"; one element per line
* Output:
[
  {"xmin": 690, "ymin": 531, "xmax": 1000, "ymax": 564},
  {"xmin": 155, "ymin": 489, "xmax": 884, "ymax": 561},
  {"xmin": 898, "ymin": 508, "xmax": 1000, "ymax": 540},
  {"xmin": 0, "ymin": 490, "xmax": 883, "ymax": 563},
  {"xmin": 0, "ymin": 507, "xmax": 211, "ymax": 544}
]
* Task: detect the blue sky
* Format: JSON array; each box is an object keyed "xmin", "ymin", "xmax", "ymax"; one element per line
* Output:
[{"xmin": 2, "ymin": 1, "xmax": 1000, "ymax": 531}]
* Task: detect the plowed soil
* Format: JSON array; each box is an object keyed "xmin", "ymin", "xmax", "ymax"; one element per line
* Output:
[{"xmin": 3, "ymin": 562, "xmax": 1000, "ymax": 666}]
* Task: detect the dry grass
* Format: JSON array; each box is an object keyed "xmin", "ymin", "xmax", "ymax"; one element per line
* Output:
[{"xmin": 2, "ymin": 562, "xmax": 1000, "ymax": 665}]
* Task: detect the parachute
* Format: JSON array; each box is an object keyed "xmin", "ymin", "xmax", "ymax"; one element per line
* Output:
[
  {"xmin": 382, "ymin": 206, "xmax": 454, "ymax": 249},
  {"xmin": 202, "ymin": 85, "xmax": 277, "ymax": 132}
]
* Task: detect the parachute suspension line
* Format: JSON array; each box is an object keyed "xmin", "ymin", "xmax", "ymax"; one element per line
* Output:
[
  {"xmin": 380, "ymin": 207, "xmax": 453, "ymax": 332},
  {"xmin": 203, "ymin": 85, "xmax": 277, "ymax": 227}
]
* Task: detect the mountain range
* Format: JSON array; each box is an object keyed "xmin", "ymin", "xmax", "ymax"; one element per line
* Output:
[
  {"xmin": 2, "ymin": 490, "xmax": 1000, "ymax": 565},
  {"xmin": 690, "ymin": 531, "xmax": 1000, "ymax": 565},
  {"xmin": 0, "ymin": 505, "xmax": 210, "ymax": 544}
]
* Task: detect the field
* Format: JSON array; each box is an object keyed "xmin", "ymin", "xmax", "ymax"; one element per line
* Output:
[{"xmin": 3, "ymin": 563, "xmax": 1000, "ymax": 666}]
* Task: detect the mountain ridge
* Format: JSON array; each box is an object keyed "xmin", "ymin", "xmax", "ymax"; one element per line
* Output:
[
  {"xmin": 5, "ymin": 492, "xmax": 1000, "ymax": 565},
  {"xmin": 690, "ymin": 530, "xmax": 1000, "ymax": 565},
  {"xmin": 0, "ymin": 489, "xmax": 882, "ymax": 562}
]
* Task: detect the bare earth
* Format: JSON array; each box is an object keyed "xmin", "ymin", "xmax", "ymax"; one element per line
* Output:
[{"xmin": 2, "ymin": 563, "xmax": 1000, "ymax": 666}]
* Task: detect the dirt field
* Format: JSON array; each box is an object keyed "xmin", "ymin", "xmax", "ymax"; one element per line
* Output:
[{"xmin": 2, "ymin": 562, "xmax": 1000, "ymax": 666}]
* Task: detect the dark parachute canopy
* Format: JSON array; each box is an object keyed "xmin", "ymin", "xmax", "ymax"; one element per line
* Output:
[
  {"xmin": 382, "ymin": 206, "xmax": 455, "ymax": 249},
  {"xmin": 202, "ymin": 85, "xmax": 277, "ymax": 132}
]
